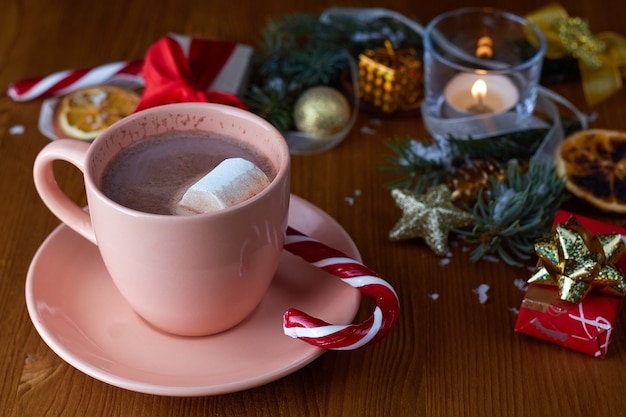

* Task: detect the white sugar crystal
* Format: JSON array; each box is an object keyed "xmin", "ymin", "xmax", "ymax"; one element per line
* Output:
[
  {"xmin": 483, "ymin": 255, "xmax": 500, "ymax": 263},
  {"xmin": 513, "ymin": 278, "xmax": 528, "ymax": 291},
  {"xmin": 360, "ymin": 125, "xmax": 376, "ymax": 135},
  {"xmin": 473, "ymin": 284, "xmax": 490, "ymax": 304},
  {"xmin": 9, "ymin": 125, "xmax": 24, "ymax": 135},
  {"xmin": 438, "ymin": 257, "xmax": 450, "ymax": 266},
  {"xmin": 175, "ymin": 157, "xmax": 269, "ymax": 215}
]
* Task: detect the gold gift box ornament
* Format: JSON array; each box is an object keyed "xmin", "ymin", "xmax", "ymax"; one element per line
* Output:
[{"xmin": 358, "ymin": 40, "xmax": 423, "ymax": 114}]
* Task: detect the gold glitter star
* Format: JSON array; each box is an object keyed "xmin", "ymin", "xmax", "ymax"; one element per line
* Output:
[{"xmin": 389, "ymin": 185, "xmax": 474, "ymax": 256}]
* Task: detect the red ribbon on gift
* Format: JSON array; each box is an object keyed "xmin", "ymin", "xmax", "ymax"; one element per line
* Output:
[{"xmin": 136, "ymin": 34, "xmax": 248, "ymax": 111}]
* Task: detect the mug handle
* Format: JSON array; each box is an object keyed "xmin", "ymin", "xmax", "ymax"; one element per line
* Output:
[{"xmin": 33, "ymin": 139, "xmax": 97, "ymax": 245}]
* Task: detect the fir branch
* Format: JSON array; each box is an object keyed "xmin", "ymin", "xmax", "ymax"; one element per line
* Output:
[
  {"xmin": 456, "ymin": 160, "xmax": 567, "ymax": 267},
  {"xmin": 448, "ymin": 129, "xmax": 548, "ymax": 163},
  {"xmin": 281, "ymin": 44, "xmax": 349, "ymax": 88},
  {"xmin": 381, "ymin": 129, "xmax": 548, "ymax": 194},
  {"xmin": 382, "ymin": 137, "xmax": 453, "ymax": 193},
  {"xmin": 255, "ymin": 13, "xmax": 347, "ymax": 83},
  {"xmin": 245, "ymin": 82, "xmax": 294, "ymax": 133}
]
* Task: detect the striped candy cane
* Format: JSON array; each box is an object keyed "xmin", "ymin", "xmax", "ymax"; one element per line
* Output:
[
  {"xmin": 283, "ymin": 227, "xmax": 400, "ymax": 350},
  {"xmin": 7, "ymin": 60, "xmax": 144, "ymax": 101}
]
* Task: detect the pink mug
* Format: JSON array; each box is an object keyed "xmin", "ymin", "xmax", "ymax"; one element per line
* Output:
[{"xmin": 33, "ymin": 103, "xmax": 290, "ymax": 336}]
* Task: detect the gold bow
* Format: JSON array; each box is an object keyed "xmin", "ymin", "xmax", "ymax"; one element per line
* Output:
[
  {"xmin": 528, "ymin": 217, "xmax": 626, "ymax": 303},
  {"xmin": 526, "ymin": 3, "xmax": 626, "ymax": 106}
]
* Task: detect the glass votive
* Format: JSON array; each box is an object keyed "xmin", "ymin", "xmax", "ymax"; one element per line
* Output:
[{"xmin": 422, "ymin": 8, "xmax": 546, "ymax": 139}]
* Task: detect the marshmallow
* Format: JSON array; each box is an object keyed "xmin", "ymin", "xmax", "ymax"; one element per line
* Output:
[{"xmin": 175, "ymin": 157, "xmax": 270, "ymax": 215}]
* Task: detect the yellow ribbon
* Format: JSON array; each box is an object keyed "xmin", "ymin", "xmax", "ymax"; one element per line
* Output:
[
  {"xmin": 528, "ymin": 217, "xmax": 626, "ymax": 303},
  {"xmin": 526, "ymin": 3, "xmax": 626, "ymax": 106}
]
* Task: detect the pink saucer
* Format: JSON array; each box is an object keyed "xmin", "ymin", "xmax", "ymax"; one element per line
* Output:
[{"xmin": 25, "ymin": 195, "xmax": 361, "ymax": 396}]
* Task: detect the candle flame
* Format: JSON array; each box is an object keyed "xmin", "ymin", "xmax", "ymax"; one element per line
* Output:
[{"xmin": 471, "ymin": 79, "xmax": 487, "ymax": 99}]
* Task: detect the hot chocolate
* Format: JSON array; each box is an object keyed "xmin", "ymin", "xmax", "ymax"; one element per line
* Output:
[{"xmin": 100, "ymin": 131, "xmax": 275, "ymax": 215}]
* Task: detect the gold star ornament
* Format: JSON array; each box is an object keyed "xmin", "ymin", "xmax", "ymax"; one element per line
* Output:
[{"xmin": 389, "ymin": 185, "xmax": 474, "ymax": 256}]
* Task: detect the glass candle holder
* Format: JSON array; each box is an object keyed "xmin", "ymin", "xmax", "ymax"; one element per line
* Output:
[{"xmin": 422, "ymin": 8, "xmax": 546, "ymax": 139}]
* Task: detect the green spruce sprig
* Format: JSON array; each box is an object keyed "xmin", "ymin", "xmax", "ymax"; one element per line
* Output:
[
  {"xmin": 449, "ymin": 129, "xmax": 548, "ymax": 162},
  {"xmin": 456, "ymin": 160, "xmax": 567, "ymax": 266},
  {"xmin": 382, "ymin": 128, "xmax": 558, "ymax": 193},
  {"xmin": 381, "ymin": 137, "xmax": 453, "ymax": 193},
  {"xmin": 245, "ymin": 82, "xmax": 294, "ymax": 133}
]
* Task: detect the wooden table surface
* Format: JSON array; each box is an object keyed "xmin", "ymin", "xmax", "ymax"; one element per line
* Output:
[{"xmin": 3, "ymin": 0, "xmax": 626, "ymax": 415}]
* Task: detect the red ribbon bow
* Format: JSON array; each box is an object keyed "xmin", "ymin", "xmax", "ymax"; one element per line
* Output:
[{"xmin": 136, "ymin": 35, "xmax": 248, "ymax": 112}]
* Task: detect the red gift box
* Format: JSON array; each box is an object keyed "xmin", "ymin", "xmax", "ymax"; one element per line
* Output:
[
  {"xmin": 136, "ymin": 33, "xmax": 253, "ymax": 111},
  {"xmin": 514, "ymin": 210, "xmax": 626, "ymax": 358}
]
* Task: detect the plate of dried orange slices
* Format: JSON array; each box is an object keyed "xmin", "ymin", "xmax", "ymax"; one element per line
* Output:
[
  {"xmin": 39, "ymin": 83, "xmax": 141, "ymax": 141},
  {"xmin": 556, "ymin": 128, "xmax": 626, "ymax": 213}
]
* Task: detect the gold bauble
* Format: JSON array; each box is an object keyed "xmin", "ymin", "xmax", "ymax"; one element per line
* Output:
[{"xmin": 293, "ymin": 86, "xmax": 350, "ymax": 136}]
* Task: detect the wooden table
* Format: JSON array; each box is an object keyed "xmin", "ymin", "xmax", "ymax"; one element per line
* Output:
[{"xmin": 2, "ymin": 0, "xmax": 626, "ymax": 415}]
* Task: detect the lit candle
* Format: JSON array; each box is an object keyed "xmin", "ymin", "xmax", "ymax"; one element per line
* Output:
[
  {"xmin": 443, "ymin": 73, "xmax": 519, "ymax": 114},
  {"xmin": 468, "ymin": 79, "xmax": 490, "ymax": 113}
]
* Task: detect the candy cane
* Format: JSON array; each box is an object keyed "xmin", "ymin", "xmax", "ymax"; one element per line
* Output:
[
  {"xmin": 283, "ymin": 227, "xmax": 400, "ymax": 350},
  {"xmin": 7, "ymin": 60, "xmax": 144, "ymax": 101}
]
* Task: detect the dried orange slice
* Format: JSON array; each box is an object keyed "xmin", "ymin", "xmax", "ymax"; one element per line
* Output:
[
  {"xmin": 556, "ymin": 128, "xmax": 626, "ymax": 213},
  {"xmin": 54, "ymin": 85, "xmax": 139, "ymax": 140}
]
